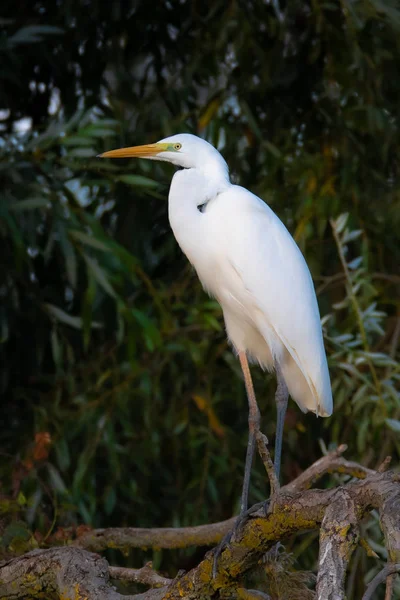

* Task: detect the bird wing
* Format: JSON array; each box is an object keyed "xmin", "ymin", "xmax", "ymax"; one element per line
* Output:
[{"xmin": 212, "ymin": 185, "xmax": 332, "ymax": 416}]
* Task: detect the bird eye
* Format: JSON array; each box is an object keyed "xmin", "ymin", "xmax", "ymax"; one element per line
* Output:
[{"xmin": 174, "ymin": 143, "xmax": 182, "ymax": 151}]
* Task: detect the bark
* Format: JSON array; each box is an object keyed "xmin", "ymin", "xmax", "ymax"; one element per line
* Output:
[
  {"xmin": 0, "ymin": 547, "xmax": 139, "ymax": 600},
  {"xmin": 316, "ymin": 492, "xmax": 359, "ymax": 599}
]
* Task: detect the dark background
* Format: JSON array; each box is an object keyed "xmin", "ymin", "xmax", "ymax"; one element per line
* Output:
[{"xmin": 1, "ymin": 1, "xmax": 399, "ymax": 597}]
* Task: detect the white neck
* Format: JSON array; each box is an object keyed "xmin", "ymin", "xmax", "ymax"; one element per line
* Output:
[{"xmin": 168, "ymin": 166, "xmax": 230, "ymax": 265}]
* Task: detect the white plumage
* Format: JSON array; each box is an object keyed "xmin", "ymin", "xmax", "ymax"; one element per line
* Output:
[
  {"xmin": 165, "ymin": 134, "xmax": 332, "ymax": 418},
  {"xmin": 100, "ymin": 132, "xmax": 333, "ymax": 490}
]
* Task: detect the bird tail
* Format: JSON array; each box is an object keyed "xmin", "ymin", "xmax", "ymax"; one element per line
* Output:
[{"xmin": 280, "ymin": 349, "xmax": 332, "ymax": 417}]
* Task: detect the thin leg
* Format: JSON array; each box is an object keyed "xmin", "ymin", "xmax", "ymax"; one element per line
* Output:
[
  {"xmin": 212, "ymin": 352, "xmax": 272, "ymax": 579},
  {"xmin": 274, "ymin": 364, "xmax": 288, "ymax": 482},
  {"xmin": 238, "ymin": 351, "xmax": 260, "ymax": 515}
]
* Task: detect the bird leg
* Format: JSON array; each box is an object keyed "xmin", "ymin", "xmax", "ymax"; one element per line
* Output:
[
  {"xmin": 212, "ymin": 352, "xmax": 283, "ymax": 578},
  {"xmin": 273, "ymin": 364, "xmax": 288, "ymax": 482},
  {"xmin": 212, "ymin": 351, "xmax": 261, "ymax": 578},
  {"xmin": 240, "ymin": 353, "xmax": 278, "ymax": 498},
  {"xmin": 238, "ymin": 351, "xmax": 261, "ymax": 514}
]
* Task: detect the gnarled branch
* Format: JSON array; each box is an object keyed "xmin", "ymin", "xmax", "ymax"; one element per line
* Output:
[
  {"xmin": 316, "ymin": 492, "xmax": 359, "ymax": 599},
  {"xmin": 159, "ymin": 471, "xmax": 399, "ymax": 600},
  {"xmin": 1, "ymin": 451, "xmax": 399, "ymax": 600},
  {"xmin": 0, "ymin": 547, "xmax": 140, "ymax": 600},
  {"xmin": 362, "ymin": 563, "xmax": 400, "ymax": 600},
  {"xmin": 74, "ymin": 446, "xmax": 372, "ymax": 554}
]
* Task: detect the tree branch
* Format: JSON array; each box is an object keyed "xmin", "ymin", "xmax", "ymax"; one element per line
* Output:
[
  {"xmin": 362, "ymin": 563, "xmax": 400, "ymax": 600},
  {"xmin": 75, "ymin": 445, "xmax": 369, "ymax": 554},
  {"xmin": 316, "ymin": 492, "xmax": 359, "ymax": 599},
  {"xmin": 255, "ymin": 431, "xmax": 279, "ymax": 497},
  {"xmin": 74, "ymin": 518, "xmax": 235, "ymax": 553},
  {"xmin": 0, "ymin": 547, "xmax": 142, "ymax": 600},
  {"xmin": 109, "ymin": 562, "xmax": 172, "ymax": 588},
  {"xmin": 1, "ymin": 452, "xmax": 398, "ymax": 600},
  {"xmin": 284, "ymin": 444, "xmax": 375, "ymax": 493}
]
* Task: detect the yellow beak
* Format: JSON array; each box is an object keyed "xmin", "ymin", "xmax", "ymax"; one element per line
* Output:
[{"xmin": 98, "ymin": 142, "xmax": 169, "ymax": 159}]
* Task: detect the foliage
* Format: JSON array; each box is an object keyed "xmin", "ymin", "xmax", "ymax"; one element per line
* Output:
[{"xmin": 0, "ymin": 1, "xmax": 399, "ymax": 597}]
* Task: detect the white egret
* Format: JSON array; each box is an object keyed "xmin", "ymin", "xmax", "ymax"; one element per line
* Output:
[{"xmin": 99, "ymin": 133, "xmax": 332, "ymax": 517}]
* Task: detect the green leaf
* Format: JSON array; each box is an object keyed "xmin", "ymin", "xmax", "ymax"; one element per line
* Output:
[
  {"xmin": 17, "ymin": 492, "xmax": 27, "ymax": 506},
  {"xmin": 240, "ymin": 100, "xmax": 262, "ymax": 140},
  {"xmin": 348, "ymin": 256, "xmax": 363, "ymax": 270},
  {"xmin": 67, "ymin": 147, "xmax": 96, "ymax": 158},
  {"xmin": 117, "ymin": 174, "xmax": 160, "ymax": 189},
  {"xmin": 263, "ymin": 140, "xmax": 282, "ymax": 158},
  {"xmin": 45, "ymin": 303, "xmax": 102, "ymax": 330},
  {"xmin": 203, "ymin": 313, "xmax": 222, "ymax": 331},
  {"xmin": 132, "ymin": 309, "xmax": 162, "ymax": 351},
  {"xmin": 2, "ymin": 521, "xmax": 31, "ymax": 546},
  {"xmin": 50, "ymin": 328, "xmax": 63, "ymax": 371},
  {"xmin": 70, "ymin": 230, "xmax": 111, "ymax": 252},
  {"xmin": 73, "ymin": 447, "xmax": 94, "ymax": 492},
  {"xmin": 84, "ymin": 254, "xmax": 117, "ymax": 299},
  {"xmin": 45, "ymin": 304, "xmax": 84, "ymax": 329},
  {"xmin": 385, "ymin": 419, "xmax": 400, "ymax": 433},
  {"xmin": 55, "ymin": 438, "xmax": 71, "ymax": 471},
  {"xmin": 9, "ymin": 197, "xmax": 49, "ymax": 211},
  {"xmin": 334, "ymin": 213, "xmax": 349, "ymax": 234},
  {"xmin": 343, "ymin": 229, "xmax": 362, "ymax": 244},
  {"xmin": 58, "ymin": 227, "xmax": 78, "ymax": 288},
  {"xmin": 9, "ymin": 25, "xmax": 64, "ymax": 45},
  {"xmin": 61, "ymin": 136, "xmax": 94, "ymax": 147},
  {"xmin": 79, "ymin": 126, "xmax": 116, "ymax": 138},
  {"xmin": 104, "ymin": 486, "xmax": 117, "ymax": 515},
  {"xmin": 82, "ymin": 270, "xmax": 97, "ymax": 350},
  {"xmin": 46, "ymin": 464, "xmax": 68, "ymax": 493}
]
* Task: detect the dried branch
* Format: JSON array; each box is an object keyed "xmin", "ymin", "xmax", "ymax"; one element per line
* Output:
[
  {"xmin": 109, "ymin": 562, "xmax": 172, "ymax": 588},
  {"xmin": 359, "ymin": 537, "xmax": 379, "ymax": 558},
  {"xmin": 255, "ymin": 430, "xmax": 279, "ymax": 496},
  {"xmin": 385, "ymin": 574, "xmax": 395, "ymax": 600},
  {"xmin": 378, "ymin": 456, "xmax": 392, "ymax": 473},
  {"xmin": 284, "ymin": 444, "xmax": 375, "ymax": 493},
  {"xmin": 74, "ymin": 518, "xmax": 235, "ymax": 553},
  {"xmin": 362, "ymin": 563, "xmax": 400, "ymax": 600}
]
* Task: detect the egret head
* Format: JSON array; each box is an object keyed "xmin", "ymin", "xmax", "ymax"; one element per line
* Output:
[{"xmin": 98, "ymin": 133, "xmax": 228, "ymax": 175}]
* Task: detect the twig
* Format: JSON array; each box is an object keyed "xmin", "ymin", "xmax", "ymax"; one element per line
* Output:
[
  {"xmin": 362, "ymin": 563, "xmax": 400, "ymax": 600},
  {"xmin": 331, "ymin": 218, "xmax": 387, "ymax": 416},
  {"xmin": 109, "ymin": 562, "xmax": 172, "ymax": 588},
  {"xmin": 385, "ymin": 574, "xmax": 395, "ymax": 600},
  {"xmin": 359, "ymin": 537, "xmax": 379, "ymax": 558},
  {"xmin": 284, "ymin": 444, "xmax": 374, "ymax": 493},
  {"xmin": 255, "ymin": 431, "xmax": 279, "ymax": 497},
  {"xmin": 378, "ymin": 456, "xmax": 392, "ymax": 473}
]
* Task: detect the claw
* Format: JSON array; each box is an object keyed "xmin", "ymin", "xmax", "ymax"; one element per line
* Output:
[
  {"xmin": 212, "ymin": 528, "xmax": 233, "ymax": 579},
  {"xmin": 212, "ymin": 499, "xmax": 273, "ymax": 578},
  {"xmin": 212, "ymin": 509, "xmax": 253, "ymax": 578}
]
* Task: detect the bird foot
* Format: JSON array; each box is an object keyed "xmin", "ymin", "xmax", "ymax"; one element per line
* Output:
[
  {"xmin": 212, "ymin": 513, "xmax": 246, "ymax": 579},
  {"xmin": 212, "ymin": 501, "xmax": 270, "ymax": 579}
]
